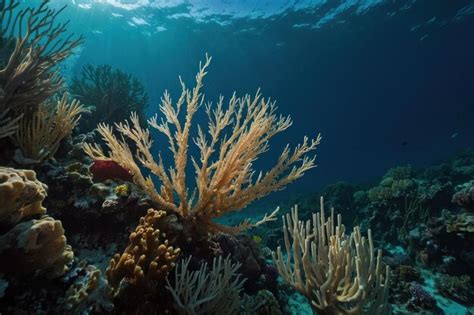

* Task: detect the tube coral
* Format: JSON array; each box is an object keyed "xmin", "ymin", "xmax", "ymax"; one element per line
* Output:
[{"xmin": 273, "ymin": 197, "xmax": 390, "ymax": 315}]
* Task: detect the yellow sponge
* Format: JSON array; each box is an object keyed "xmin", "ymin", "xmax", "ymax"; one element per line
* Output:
[{"xmin": 0, "ymin": 167, "xmax": 47, "ymax": 226}]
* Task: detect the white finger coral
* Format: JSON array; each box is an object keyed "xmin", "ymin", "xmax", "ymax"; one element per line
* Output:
[
  {"xmin": 84, "ymin": 55, "xmax": 321, "ymax": 232},
  {"xmin": 273, "ymin": 197, "xmax": 390, "ymax": 315}
]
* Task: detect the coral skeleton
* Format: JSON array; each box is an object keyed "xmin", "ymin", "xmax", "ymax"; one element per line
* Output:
[
  {"xmin": 84, "ymin": 55, "xmax": 321, "ymax": 232},
  {"xmin": 273, "ymin": 197, "xmax": 390, "ymax": 315}
]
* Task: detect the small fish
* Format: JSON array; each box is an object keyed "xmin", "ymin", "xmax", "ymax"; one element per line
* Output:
[{"xmin": 451, "ymin": 132, "xmax": 458, "ymax": 139}]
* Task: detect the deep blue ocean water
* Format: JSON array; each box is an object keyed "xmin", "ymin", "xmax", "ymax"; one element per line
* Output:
[{"xmin": 33, "ymin": 0, "xmax": 474, "ymax": 193}]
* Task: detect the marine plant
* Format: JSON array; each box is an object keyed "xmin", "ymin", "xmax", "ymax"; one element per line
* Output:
[
  {"xmin": 0, "ymin": 0, "xmax": 83, "ymax": 138},
  {"xmin": 273, "ymin": 197, "xmax": 390, "ymax": 315},
  {"xmin": 83, "ymin": 55, "xmax": 321, "ymax": 233},
  {"xmin": 70, "ymin": 64, "xmax": 148, "ymax": 131}
]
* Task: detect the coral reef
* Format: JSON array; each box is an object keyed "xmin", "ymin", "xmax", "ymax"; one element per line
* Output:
[
  {"xmin": 0, "ymin": 1, "xmax": 472, "ymax": 313},
  {"xmin": 70, "ymin": 64, "xmax": 148, "ymax": 131}
]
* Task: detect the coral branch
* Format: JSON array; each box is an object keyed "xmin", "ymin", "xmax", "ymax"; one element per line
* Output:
[{"xmin": 84, "ymin": 56, "xmax": 321, "ymax": 232}]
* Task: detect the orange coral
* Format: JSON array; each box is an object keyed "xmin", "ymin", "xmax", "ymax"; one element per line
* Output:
[{"xmin": 106, "ymin": 209, "xmax": 180, "ymax": 293}]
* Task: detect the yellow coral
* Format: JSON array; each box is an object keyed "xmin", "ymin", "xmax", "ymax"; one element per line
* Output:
[
  {"xmin": 84, "ymin": 55, "xmax": 320, "ymax": 232},
  {"xmin": 273, "ymin": 197, "xmax": 390, "ymax": 315},
  {"xmin": 0, "ymin": 167, "xmax": 47, "ymax": 226},
  {"xmin": 106, "ymin": 209, "xmax": 180, "ymax": 294},
  {"xmin": 113, "ymin": 184, "xmax": 130, "ymax": 197}
]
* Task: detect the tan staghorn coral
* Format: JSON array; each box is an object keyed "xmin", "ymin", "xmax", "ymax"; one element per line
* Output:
[
  {"xmin": 84, "ymin": 55, "xmax": 321, "ymax": 232},
  {"xmin": 0, "ymin": 215, "xmax": 73, "ymax": 278},
  {"xmin": 13, "ymin": 93, "xmax": 85, "ymax": 164},
  {"xmin": 0, "ymin": 0, "xmax": 83, "ymax": 124},
  {"xmin": 0, "ymin": 167, "xmax": 47, "ymax": 226},
  {"xmin": 106, "ymin": 209, "xmax": 181, "ymax": 294},
  {"xmin": 273, "ymin": 197, "xmax": 390, "ymax": 315}
]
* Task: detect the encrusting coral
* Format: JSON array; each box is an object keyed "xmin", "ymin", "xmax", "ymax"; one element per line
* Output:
[
  {"xmin": 0, "ymin": 0, "xmax": 83, "ymax": 135},
  {"xmin": 273, "ymin": 197, "xmax": 390, "ymax": 315},
  {"xmin": 70, "ymin": 64, "xmax": 148, "ymax": 131},
  {"xmin": 106, "ymin": 208, "xmax": 181, "ymax": 294},
  {"xmin": 84, "ymin": 55, "xmax": 321, "ymax": 233},
  {"xmin": 0, "ymin": 167, "xmax": 47, "ymax": 226},
  {"xmin": 12, "ymin": 93, "xmax": 85, "ymax": 164}
]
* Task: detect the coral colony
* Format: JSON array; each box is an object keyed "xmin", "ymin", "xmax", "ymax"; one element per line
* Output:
[{"xmin": 0, "ymin": 1, "xmax": 472, "ymax": 314}]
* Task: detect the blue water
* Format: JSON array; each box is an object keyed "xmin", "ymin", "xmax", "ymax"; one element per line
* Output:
[{"xmin": 43, "ymin": 0, "xmax": 474, "ymax": 191}]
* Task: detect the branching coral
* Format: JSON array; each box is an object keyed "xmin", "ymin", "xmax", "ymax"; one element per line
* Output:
[
  {"xmin": 273, "ymin": 197, "xmax": 390, "ymax": 315},
  {"xmin": 70, "ymin": 64, "xmax": 148, "ymax": 131},
  {"xmin": 0, "ymin": 0, "xmax": 83, "ymax": 135},
  {"xmin": 84, "ymin": 55, "xmax": 321, "ymax": 232},
  {"xmin": 13, "ymin": 93, "xmax": 85, "ymax": 164},
  {"xmin": 106, "ymin": 209, "xmax": 181, "ymax": 294},
  {"xmin": 166, "ymin": 255, "xmax": 245, "ymax": 315}
]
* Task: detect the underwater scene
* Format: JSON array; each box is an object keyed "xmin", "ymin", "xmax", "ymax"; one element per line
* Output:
[{"xmin": 0, "ymin": 0, "xmax": 473, "ymax": 314}]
